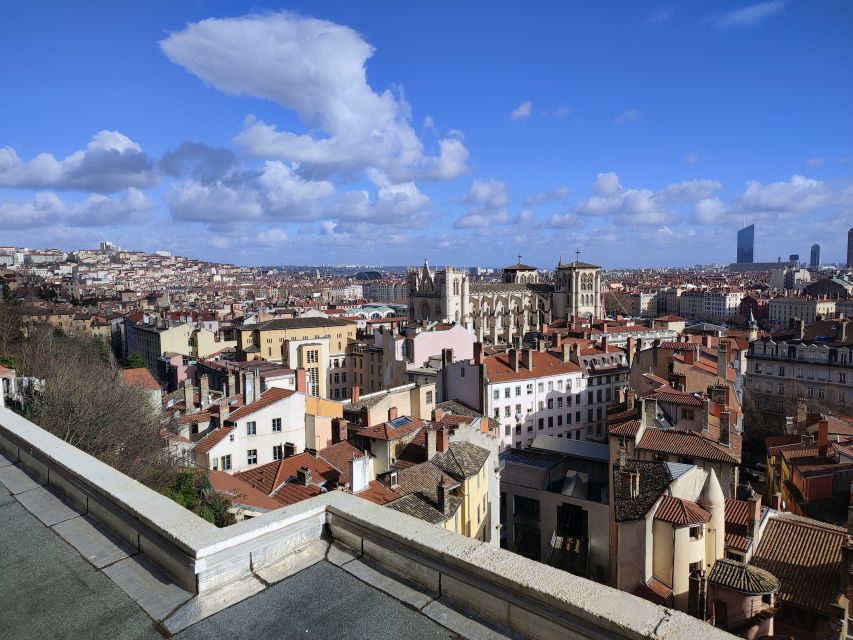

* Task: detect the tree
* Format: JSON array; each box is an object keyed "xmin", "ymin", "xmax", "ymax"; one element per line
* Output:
[
  {"xmin": 165, "ymin": 469, "xmax": 235, "ymax": 527},
  {"xmin": 125, "ymin": 352, "xmax": 147, "ymax": 369}
]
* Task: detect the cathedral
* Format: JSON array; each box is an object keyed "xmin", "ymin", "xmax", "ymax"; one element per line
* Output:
[{"xmin": 408, "ymin": 257, "xmax": 603, "ymax": 345}]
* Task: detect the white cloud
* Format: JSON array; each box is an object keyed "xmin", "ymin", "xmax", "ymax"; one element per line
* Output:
[
  {"xmin": 464, "ymin": 179, "xmax": 509, "ymax": 208},
  {"xmin": 509, "ymin": 101, "xmax": 533, "ymax": 120},
  {"xmin": 0, "ymin": 188, "xmax": 153, "ymax": 229},
  {"xmin": 574, "ymin": 172, "xmax": 692, "ymax": 226},
  {"xmin": 712, "ymin": 1, "xmax": 786, "ymax": 29},
  {"xmin": 454, "ymin": 210, "xmax": 509, "ymax": 229},
  {"xmin": 160, "ymin": 12, "xmax": 468, "ymax": 182},
  {"xmin": 614, "ymin": 110, "xmax": 642, "ymax": 125},
  {"xmin": 685, "ymin": 152, "xmax": 699, "ymax": 164},
  {"xmin": 333, "ymin": 181, "xmax": 430, "ymax": 225},
  {"xmin": 517, "ymin": 209, "xmax": 535, "ymax": 224},
  {"xmin": 524, "ymin": 187, "xmax": 569, "ymax": 206},
  {"xmin": 0, "ymin": 131, "xmax": 156, "ymax": 193},
  {"xmin": 732, "ymin": 174, "xmax": 841, "ymax": 214},
  {"xmin": 691, "ymin": 198, "xmax": 728, "ymax": 224},
  {"xmin": 805, "ymin": 157, "xmax": 825, "ymax": 167},
  {"xmin": 592, "ymin": 172, "xmax": 621, "ymax": 195},
  {"xmin": 545, "ymin": 213, "xmax": 582, "ymax": 229},
  {"xmin": 657, "ymin": 179, "xmax": 722, "ymax": 203}
]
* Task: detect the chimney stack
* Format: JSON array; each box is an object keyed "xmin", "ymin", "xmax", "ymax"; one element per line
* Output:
[
  {"xmin": 521, "ymin": 348, "xmax": 534, "ymax": 371},
  {"xmin": 626, "ymin": 389, "xmax": 636, "ymax": 411},
  {"xmin": 716, "ymin": 342, "xmax": 728, "ymax": 380},
  {"xmin": 570, "ymin": 342, "xmax": 580, "ymax": 363},
  {"xmin": 219, "ymin": 397, "xmax": 230, "ymax": 423},
  {"xmin": 426, "ymin": 426, "xmax": 437, "ymax": 460},
  {"xmin": 437, "ymin": 481, "xmax": 450, "ymax": 515},
  {"xmin": 184, "ymin": 379, "xmax": 196, "ymax": 414},
  {"xmin": 253, "ymin": 368, "xmax": 262, "ymax": 402},
  {"xmin": 388, "ymin": 406, "xmax": 398, "ymax": 421},
  {"xmin": 818, "ymin": 419, "xmax": 829, "ymax": 457},
  {"xmin": 509, "ymin": 349, "xmax": 520, "ymax": 373},
  {"xmin": 719, "ymin": 411, "xmax": 730, "ymax": 447},
  {"xmin": 748, "ymin": 494, "xmax": 762, "ymax": 540},
  {"xmin": 436, "ymin": 427, "xmax": 449, "ymax": 453},
  {"xmin": 332, "ymin": 418, "xmax": 348, "ymax": 444},
  {"xmin": 562, "ymin": 343, "xmax": 571, "ymax": 363},
  {"xmin": 296, "ymin": 467, "xmax": 312, "ymax": 486},
  {"xmin": 796, "ymin": 398, "xmax": 808, "ymax": 433},
  {"xmin": 351, "ymin": 386, "xmax": 361, "ymax": 404},
  {"xmin": 626, "ymin": 336, "xmax": 635, "ymax": 366},
  {"xmin": 554, "ymin": 333, "xmax": 563, "ymax": 349},
  {"xmin": 199, "ymin": 375, "xmax": 210, "ymax": 406},
  {"xmin": 601, "ymin": 336, "xmax": 608, "ymax": 352},
  {"xmin": 642, "ymin": 396, "xmax": 658, "ymax": 428},
  {"xmin": 225, "ymin": 371, "xmax": 236, "ymax": 397},
  {"xmin": 683, "ymin": 347, "xmax": 696, "ymax": 365},
  {"xmin": 473, "ymin": 342, "xmax": 484, "ymax": 365}
]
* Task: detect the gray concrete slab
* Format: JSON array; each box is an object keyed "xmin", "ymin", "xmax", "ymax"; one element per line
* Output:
[
  {"xmin": 423, "ymin": 598, "xmax": 517, "ymax": 640},
  {"xmin": 254, "ymin": 539, "xmax": 328, "ymax": 585},
  {"xmin": 326, "ymin": 540, "xmax": 359, "ymax": 566},
  {"xmin": 0, "ymin": 463, "xmax": 43, "ymax": 494},
  {"xmin": 16, "ymin": 485, "xmax": 84, "ymax": 526},
  {"xmin": 53, "ymin": 513, "xmax": 136, "ymax": 568},
  {"xmin": 0, "ymin": 450, "xmax": 15, "ymax": 467},
  {"xmin": 0, "ymin": 499, "xmax": 162, "ymax": 640},
  {"xmin": 343, "ymin": 556, "xmax": 434, "ymax": 610},
  {"xmin": 174, "ymin": 561, "xmax": 454, "ymax": 640},
  {"xmin": 102, "ymin": 554, "xmax": 193, "ymax": 621},
  {"xmin": 163, "ymin": 574, "xmax": 266, "ymax": 635}
]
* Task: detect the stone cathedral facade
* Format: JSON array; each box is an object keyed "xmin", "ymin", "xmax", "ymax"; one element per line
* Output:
[{"xmin": 408, "ymin": 258, "xmax": 602, "ymax": 345}]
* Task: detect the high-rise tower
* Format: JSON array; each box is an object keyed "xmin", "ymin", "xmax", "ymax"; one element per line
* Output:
[
  {"xmin": 810, "ymin": 243, "xmax": 820, "ymax": 268},
  {"xmin": 737, "ymin": 224, "xmax": 754, "ymax": 263}
]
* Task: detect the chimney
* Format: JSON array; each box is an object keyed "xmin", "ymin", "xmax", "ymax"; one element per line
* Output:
[
  {"xmin": 284, "ymin": 442, "xmax": 296, "ymax": 458},
  {"xmin": 702, "ymin": 398, "xmax": 711, "ymax": 431},
  {"xmin": 253, "ymin": 368, "xmax": 262, "ymax": 402},
  {"xmin": 622, "ymin": 470, "xmax": 640, "ymax": 499},
  {"xmin": 719, "ymin": 411, "xmax": 730, "ymax": 447},
  {"xmin": 626, "ymin": 336, "xmax": 635, "ymax": 366},
  {"xmin": 388, "ymin": 406, "xmax": 398, "ymax": 421},
  {"xmin": 184, "ymin": 379, "xmax": 196, "ymax": 414},
  {"xmin": 473, "ymin": 342, "xmax": 484, "ymax": 365},
  {"xmin": 570, "ymin": 342, "xmax": 580, "ymax": 364},
  {"xmin": 838, "ymin": 320, "xmax": 848, "ymax": 343},
  {"xmin": 296, "ymin": 467, "xmax": 312, "ymax": 486},
  {"xmin": 509, "ymin": 349, "xmax": 520, "ymax": 373},
  {"xmin": 332, "ymin": 418, "xmax": 348, "ymax": 444},
  {"xmin": 683, "ymin": 347, "xmax": 696, "ymax": 365},
  {"xmin": 436, "ymin": 427, "xmax": 449, "ymax": 453},
  {"xmin": 554, "ymin": 333, "xmax": 563, "ymax": 349},
  {"xmin": 432, "ymin": 407, "xmax": 447, "ymax": 422},
  {"xmin": 351, "ymin": 385, "xmax": 361, "ymax": 404},
  {"xmin": 242, "ymin": 371, "xmax": 251, "ymax": 406},
  {"xmin": 295, "ymin": 368, "xmax": 307, "ymax": 394},
  {"xmin": 437, "ymin": 481, "xmax": 450, "ymax": 515},
  {"xmin": 748, "ymin": 494, "xmax": 762, "ymax": 540},
  {"xmin": 441, "ymin": 348, "xmax": 454, "ymax": 368},
  {"xmin": 617, "ymin": 388, "xmax": 626, "ymax": 404},
  {"xmin": 796, "ymin": 398, "xmax": 808, "ymax": 434},
  {"xmin": 219, "ymin": 397, "xmax": 230, "ymax": 423},
  {"xmin": 537, "ymin": 338, "xmax": 547, "ymax": 353},
  {"xmin": 642, "ymin": 397, "xmax": 658, "ymax": 428},
  {"xmin": 601, "ymin": 336, "xmax": 609, "ymax": 352},
  {"xmin": 818, "ymin": 419, "xmax": 829, "ymax": 457},
  {"xmin": 796, "ymin": 318, "xmax": 806, "ymax": 340},
  {"xmin": 716, "ymin": 342, "xmax": 728, "ymax": 380},
  {"xmin": 561, "ymin": 343, "xmax": 571, "ymax": 362},
  {"xmin": 770, "ymin": 493, "xmax": 781, "ymax": 510},
  {"xmin": 225, "ymin": 371, "xmax": 236, "ymax": 397},
  {"xmin": 199, "ymin": 375, "xmax": 210, "ymax": 405},
  {"xmin": 521, "ymin": 348, "xmax": 534, "ymax": 371},
  {"xmin": 426, "ymin": 426, "xmax": 437, "ymax": 460},
  {"xmin": 626, "ymin": 389, "xmax": 636, "ymax": 411}
]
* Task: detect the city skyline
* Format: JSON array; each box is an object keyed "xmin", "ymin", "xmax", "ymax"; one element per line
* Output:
[{"xmin": 1, "ymin": 1, "xmax": 852, "ymax": 267}]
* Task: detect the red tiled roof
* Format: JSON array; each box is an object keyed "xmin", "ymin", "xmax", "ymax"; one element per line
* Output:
[
  {"xmin": 638, "ymin": 428, "xmax": 740, "ymax": 464},
  {"xmin": 121, "ymin": 367, "xmax": 160, "ymax": 390},
  {"xmin": 648, "ymin": 390, "xmax": 704, "ymax": 407},
  {"xmin": 194, "ymin": 426, "xmax": 233, "ymax": 453},
  {"xmin": 176, "ymin": 412, "xmax": 212, "ymax": 425},
  {"xmin": 225, "ymin": 387, "xmax": 296, "ymax": 423},
  {"xmin": 208, "ymin": 470, "xmax": 281, "ymax": 510},
  {"xmin": 318, "ymin": 441, "xmax": 366, "ymax": 486},
  {"xmin": 632, "ymin": 578, "xmax": 673, "ymax": 606},
  {"xmin": 356, "ymin": 416, "xmax": 424, "ymax": 441},
  {"xmin": 724, "ymin": 498, "xmax": 760, "ymax": 552},
  {"xmin": 482, "ymin": 349, "xmax": 582, "ymax": 383},
  {"xmin": 355, "ymin": 480, "xmax": 399, "ymax": 505},
  {"xmin": 234, "ymin": 452, "xmax": 340, "ymax": 495},
  {"xmin": 609, "ymin": 420, "xmax": 641, "ymax": 436},
  {"xmin": 752, "ymin": 514, "xmax": 846, "ymax": 614},
  {"xmin": 271, "ymin": 482, "xmax": 323, "ymax": 506},
  {"xmin": 654, "ymin": 495, "xmax": 711, "ymax": 525}
]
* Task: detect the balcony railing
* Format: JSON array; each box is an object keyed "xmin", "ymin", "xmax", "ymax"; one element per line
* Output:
[{"xmin": 0, "ymin": 406, "xmax": 734, "ymax": 639}]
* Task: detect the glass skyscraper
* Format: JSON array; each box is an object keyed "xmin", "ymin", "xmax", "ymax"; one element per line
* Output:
[
  {"xmin": 737, "ymin": 224, "xmax": 754, "ymax": 263},
  {"xmin": 810, "ymin": 243, "xmax": 820, "ymax": 267}
]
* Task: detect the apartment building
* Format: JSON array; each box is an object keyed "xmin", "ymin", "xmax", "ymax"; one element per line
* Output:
[
  {"xmin": 236, "ymin": 317, "xmax": 357, "ymax": 400},
  {"xmin": 745, "ymin": 319, "xmax": 852, "ymax": 418},
  {"xmin": 128, "ymin": 320, "xmax": 194, "ymax": 373},
  {"xmin": 767, "ymin": 297, "xmax": 837, "ymax": 328}
]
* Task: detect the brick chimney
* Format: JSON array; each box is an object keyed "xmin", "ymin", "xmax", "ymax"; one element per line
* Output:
[
  {"xmin": 436, "ymin": 427, "xmax": 449, "ymax": 453},
  {"xmin": 509, "ymin": 349, "xmax": 520, "ymax": 372},
  {"xmin": 296, "ymin": 467, "xmax": 312, "ymax": 486},
  {"xmin": 199, "ymin": 375, "xmax": 209, "ymax": 405},
  {"xmin": 719, "ymin": 411, "xmax": 730, "ymax": 447},
  {"xmin": 253, "ymin": 368, "xmax": 262, "ymax": 402},
  {"xmin": 225, "ymin": 371, "xmax": 236, "ymax": 397},
  {"xmin": 716, "ymin": 342, "xmax": 728, "ymax": 380},
  {"xmin": 332, "ymin": 418, "xmax": 348, "ymax": 444},
  {"xmin": 521, "ymin": 348, "xmax": 534, "ymax": 371},
  {"xmin": 601, "ymin": 336, "xmax": 609, "ymax": 352},
  {"xmin": 473, "ymin": 342, "xmax": 484, "ymax": 365},
  {"xmin": 642, "ymin": 396, "xmax": 658, "ymax": 429},
  {"xmin": 426, "ymin": 426, "xmax": 437, "ymax": 460},
  {"xmin": 219, "ymin": 397, "xmax": 230, "ymax": 423},
  {"xmin": 184, "ymin": 379, "xmax": 196, "ymax": 414},
  {"xmin": 626, "ymin": 389, "xmax": 636, "ymax": 411},
  {"xmin": 818, "ymin": 419, "xmax": 829, "ymax": 457},
  {"xmin": 351, "ymin": 385, "xmax": 361, "ymax": 404},
  {"xmin": 554, "ymin": 333, "xmax": 563, "ymax": 349},
  {"xmin": 748, "ymin": 494, "xmax": 762, "ymax": 539},
  {"xmin": 683, "ymin": 348, "xmax": 696, "ymax": 365},
  {"xmin": 388, "ymin": 406, "xmax": 398, "ymax": 421},
  {"xmin": 626, "ymin": 336, "xmax": 635, "ymax": 366}
]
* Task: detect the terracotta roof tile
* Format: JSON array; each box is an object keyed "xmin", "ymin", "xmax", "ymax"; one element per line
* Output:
[
  {"xmin": 235, "ymin": 452, "xmax": 340, "ymax": 495},
  {"xmin": 354, "ymin": 480, "xmax": 399, "ymax": 506},
  {"xmin": 638, "ymin": 428, "xmax": 740, "ymax": 464},
  {"xmin": 121, "ymin": 367, "xmax": 160, "ymax": 390},
  {"xmin": 318, "ymin": 441, "xmax": 366, "ymax": 486},
  {"xmin": 208, "ymin": 470, "xmax": 281, "ymax": 511},
  {"xmin": 194, "ymin": 426, "xmax": 233, "ymax": 453},
  {"xmin": 708, "ymin": 559, "xmax": 779, "ymax": 595},
  {"xmin": 355, "ymin": 416, "xmax": 424, "ymax": 441},
  {"xmin": 225, "ymin": 387, "xmax": 296, "ymax": 423},
  {"xmin": 654, "ymin": 495, "xmax": 711, "ymax": 525},
  {"xmin": 482, "ymin": 349, "xmax": 583, "ymax": 383}
]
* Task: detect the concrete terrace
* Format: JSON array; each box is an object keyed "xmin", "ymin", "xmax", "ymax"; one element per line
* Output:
[{"xmin": 0, "ymin": 406, "xmax": 735, "ymax": 639}]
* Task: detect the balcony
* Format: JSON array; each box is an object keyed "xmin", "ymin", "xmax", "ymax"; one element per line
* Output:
[{"xmin": 0, "ymin": 406, "xmax": 732, "ymax": 639}]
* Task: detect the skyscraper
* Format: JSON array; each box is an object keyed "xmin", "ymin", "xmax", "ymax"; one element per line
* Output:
[
  {"xmin": 737, "ymin": 224, "xmax": 754, "ymax": 263},
  {"xmin": 848, "ymin": 228, "xmax": 853, "ymax": 268},
  {"xmin": 810, "ymin": 243, "xmax": 820, "ymax": 268}
]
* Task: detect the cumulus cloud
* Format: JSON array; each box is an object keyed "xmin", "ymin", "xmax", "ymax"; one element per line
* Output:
[
  {"xmin": 574, "ymin": 172, "xmax": 694, "ymax": 226},
  {"xmin": 711, "ymin": 1, "xmax": 786, "ymax": 29},
  {"xmin": 333, "ymin": 181, "xmax": 430, "ymax": 225},
  {"xmin": 160, "ymin": 12, "xmax": 468, "ymax": 182},
  {"xmin": 0, "ymin": 188, "xmax": 153, "ymax": 229},
  {"xmin": 691, "ymin": 198, "xmax": 728, "ymax": 224},
  {"xmin": 732, "ymin": 174, "xmax": 843, "ymax": 214},
  {"xmin": 510, "ymin": 101, "xmax": 533, "ymax": 120},
  {"xmin": 158, "ymin": 142, "xmax": 239, "ymax": 184},
  {"xmin": 805, "ymin": 157, "xmax": 825, "ymax": 167},
  {"xmin": 523, "ymin": 187, "xmax": 569, "ymax": 206},
  {"xmin": 614, "ymin": 110, "xmax": 642, "ymax": 125},
  {"xmin": 545, "ymin": 212, "xmax": 583, "ymax": 229},
  {"xmin": 656, "ymin": 179, "xmax": 722, "ymax": 203},
  {"xmin": 0, "ymin": 131, "xmax": 156, "ymax": 193},
  {"xmin": 455, "ymin": 178, "xmax": 510, "ymax": 228},
  {"xmin": 543, "ymin": 106, "xmax": 571, "ymax": 117}
]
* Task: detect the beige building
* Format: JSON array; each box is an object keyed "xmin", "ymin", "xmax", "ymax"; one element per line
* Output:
[
  {"xmin": 237, "ymin": 317, "xmax": 357, "ymax": 400},
  {"xmin": 130, "ymin": 321, "xmax": 194, "ymax": 372},
  {"xmin": 767, "ymin": 297, "xmax": 836, "ymax": 328}
]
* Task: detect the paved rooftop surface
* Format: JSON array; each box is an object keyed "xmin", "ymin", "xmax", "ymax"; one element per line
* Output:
[{"xmin": 0, "ymin": 467, "xmax": 458, "ymax": 640}]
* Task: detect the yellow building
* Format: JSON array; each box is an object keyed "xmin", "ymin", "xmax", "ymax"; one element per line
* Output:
[
  {"xmin": 237, "ymin": 317, "xmax": 356, "ymax": 400},
  {"xmin": 130, "ymin": 321, "xmax": 194, "ymax": 372}
]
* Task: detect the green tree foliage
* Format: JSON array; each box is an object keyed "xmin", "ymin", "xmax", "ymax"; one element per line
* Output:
[
  {"xmin": 125, "ymin": 352, "xmax": 148, "ymax": 369},
  {"xmin": 166, "ymin": 469, "xmax": 235, "ymax": 528}
]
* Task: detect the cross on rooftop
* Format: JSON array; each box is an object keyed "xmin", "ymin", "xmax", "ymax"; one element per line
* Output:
[
  {"xmin": 518, "ymin": 254, "xmax": 522, "ymax": 264},
  {"xmin": 575, "ymin": 249, "xmax": 581, "ymax": 262}
]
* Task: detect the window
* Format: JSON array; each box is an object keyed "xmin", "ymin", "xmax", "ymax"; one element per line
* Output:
[
  {"xmin": 538, "ymin": 401, "xmax": 544, "ymax": 410},
  {"xmin": 547, "ymin": 416, "xmax": 553, "ymax": 428},
  {"xmin": 689, "ymin": 526, "xmax": 702, "ymax": 540},
  {"xmin": 818, "ymin": 389, "xmax": 825, "ymax": 400},
  {"xmin": 247, "ymin": 449, "xmax": 257, "ymax": 465},
  {"xmin": 504, "ymin": 387, "xmax": 511, "ymax": 398},
  {"xmin": 778, "ymin": 365, "xmax": 785, "ymax": 376},
  {"xmin": 504, "ymin": 406, "xmax": 511, "ymax": 418},
  {"xmin": 247, "ymin": 421, "xmax": 256, "ymax": 436},
  {"xmin": 538, "ymin": 418, "xmax": 544, "ymax": 429},
  {"xmin": 526, "ymin": 383, "xmax": 533, "ymax": 394},
  {"xmin": 587, "ymin": 391, "xmax": 593, "ymax": 404},
  {"xmin": 273, "ymin": 445, "xmax": 282, "ymax": 460},
  {"xmin": 596, "ymin": 389, "xmax": 602, "ymax": 403},
  {"xmin": 537, "ymin": 382, "xmax": 544, "ymax": 392},
  {"xmin": 229, "ymin": 433, "xmax": 234, "ymax": 442},
  {"xmin": 221, "ymin": 455, "xmax": 231, "ymax": 471},
  {"xmin": 778, "ymin": 384, "xmax": 784, "ymax": 394},
  {"xmin": 515, "ymin": 386, "xmax": 521, "ymax": 396},
  {"xmin": 567, "ymin": 413, "xmax": 572, "ymax": 424},
  {"xmin": 426, "ymin": 391, "xmax": 433, "ymax": 404},
  {"xmin": 576, "ymin": 411, "xmax": 581, "ymax": 422},
  {"xmin": 547, "ymin": 399, "xmax": 553, "ymax": 409},
  {"xmin": 807, "ymin": 387, "xmax": 814, "ymax": 398},
  {"xmin": 505, "ymin": 425, "xmax": 510, "ymax": 436},
  {"xmin": 548, "ymin": 381, "xmax": 553, "ymax": 391},
  {"xmin": 557, "ymin": 397, "xmax": 563, "ymax": 408},
  {"xmin": 272, "ymin": 418, "xmax": 282, "ymax": 432},
  {"xmin": 493, "ymin": 389, "xmax": 500, "ymax": 400},
  {"xmin": 841, "ymin": 373, "xmax": 847, "ymax": 383},
  {"xmin": 557, "ymin": 415, "xmax": 563, "ymax": 426},
  {"xmin": 494, "ymin": 408, "xmax": 500, "ymax": 419},
  {"xmin": 461, "ymin": 368, "xmax": 465, "ymax": 377}
]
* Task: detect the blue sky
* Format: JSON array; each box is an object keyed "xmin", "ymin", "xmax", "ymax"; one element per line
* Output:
[{"xmin": 1, "ymin": 1, "xmax": 851, "ymax": 267}]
